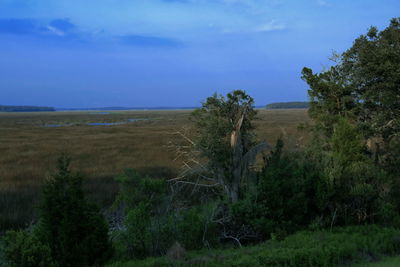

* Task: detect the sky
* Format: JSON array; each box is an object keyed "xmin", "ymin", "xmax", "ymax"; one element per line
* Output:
[{"xmin": 0, "ymin": 0, "xmax": 399, "ymax": 108}]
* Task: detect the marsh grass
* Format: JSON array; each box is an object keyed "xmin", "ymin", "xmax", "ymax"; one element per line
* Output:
[{"xmin": 0, "ymin": 109, "xmax": 310, "ymax": 230}]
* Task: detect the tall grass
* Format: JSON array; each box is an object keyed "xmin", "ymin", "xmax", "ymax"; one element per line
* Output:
[{"xmin": 0, "ymin": 109, "xmax": 310, "ymax": 230}]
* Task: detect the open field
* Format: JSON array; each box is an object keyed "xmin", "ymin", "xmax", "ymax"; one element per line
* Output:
[{"xmin": 0, "ymin": 109, "xmax": 310, "ymax": 230}]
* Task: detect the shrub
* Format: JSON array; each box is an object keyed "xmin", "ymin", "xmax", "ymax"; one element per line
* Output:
[
  {"xmin": 231, "ymin": 139, "xmax": 322, "ymax": 240},
  {"xmin": 114, "ymin": 168, "xmax": 167, "ymax": 213},
  {"xmin": 0, "ymin": 230, "xmax": 54, "ymax": 267},
  {"xmin": 175, "ymin": 205, "xmax": 218, "ymax": 250}
]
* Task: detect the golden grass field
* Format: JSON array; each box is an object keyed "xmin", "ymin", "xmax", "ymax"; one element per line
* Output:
[{"xmin": 0, "ymin": 109, "xmax": 310, "ymax": 230}]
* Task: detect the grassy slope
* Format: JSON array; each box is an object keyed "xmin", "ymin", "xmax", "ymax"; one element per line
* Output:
[
  {"xmin": 0, "ymin": 109, "xmax": 310, "ymax": 230},
  {"xmin": 109, "ymin": 225, "xmax": 400, "ymax": 267}
]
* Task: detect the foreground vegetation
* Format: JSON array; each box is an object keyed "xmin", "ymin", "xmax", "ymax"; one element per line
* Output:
[{"xmin": 110, "ymin": 225, "xmax": 400, "ymax": 267}]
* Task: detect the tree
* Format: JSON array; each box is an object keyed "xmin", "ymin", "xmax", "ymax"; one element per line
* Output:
[
  {"xmin": 171, "ymin": 90, "xmax": 268, "ymax": 203},
  {"xmin": 302, "ymin": 18, "xmax": 400, "ymax": 164},
  {"xmin": 35, "ymin": 154, "xmax": 113, "ymax": 266}
]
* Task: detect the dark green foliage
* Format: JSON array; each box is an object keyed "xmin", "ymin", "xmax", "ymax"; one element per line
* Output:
[
  {"xmin": 330, "ymin": 118, "xmax": 365, "ymax": 164},
  {"xmin": 35, "ymin": 154, "xmax": 113, "ymax": 266},
  {"xmin": 314, "ymin": 119, "xmax": 397, "ymax": 226},
  {"xmin": 113, "ymin": 169, "xmax": 171, "ymax": 259},
  {"xmin": 302, "ymin": 18, "xmax": 400, "ymax": 167},
  {"xmin": 340, "ymin": 18, "xmax": 400, "ymax": 142},
  {"xmin": 255, "ymin": 141, "xmax": 319, "ymax": 235},
  {"xmin": 175, "ymin": 205, "xmax": 218, "ymax": 250},
  {"xmin": 265, "ymin": 101, "xmax": 310, "ymax": 109},
  {"xmin": 231, "ymin": 133, "xmax": 398, "ymax": 240},
  {"xmin": 111, "ymin": 225, "xmax": 400, "ymax": 267},
  {"xmin": 114, "ymin": 168, "xmax": 167, "ymax": 212},
  {"xmin": 0, "ymin": 230, "xmax": 55, "ymax": 267},
  {"xmin": 114, "ymin": 169, "xmax": 219, "ymax": 259},
  {"xmin": 123, "ymin": 202, "xmax": 151, "ymax": 259},
  {"xmin": 231, "ymin": 139, "xmax": 321, "ymax": 239}
]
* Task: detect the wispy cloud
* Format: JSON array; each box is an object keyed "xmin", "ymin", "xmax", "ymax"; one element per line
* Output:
[
  {"xmin": 0, "ymin": 18, "xmax": 94, "ymax": 43},
  {"xmin": 253, "ymin": 20, "xmax": 286, "ymax": 32},
  {"xmin": 316, "ymin": 0, "xmax": 331, "ymax": 7},
  {"xmin": 0, "ymin": 18, "xmax": 78, "ymax": 37},
  {"xmin": 222, "ymin": 20, "xmax": 287, "ymax": 34},
  {"xmin": 119, "ymin": 34, "xmax": 183, "ymax": 48},
  {"xmin": 49, "ymin": 19, "xmax": 75, "ymax": 32}
]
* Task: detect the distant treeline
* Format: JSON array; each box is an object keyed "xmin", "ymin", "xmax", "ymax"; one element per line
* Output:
[
  {"xmin": 0, "ymin": 105, "xmax": 55, "ymax": 112},
  {"xmin": 265, "ymin": 101, "xmax": 310, "ymax": 109}
]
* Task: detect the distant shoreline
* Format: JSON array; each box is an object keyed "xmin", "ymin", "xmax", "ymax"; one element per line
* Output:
[{"xmin": 1, "ymin": 102, "xmax": 309, "ymax": 112}]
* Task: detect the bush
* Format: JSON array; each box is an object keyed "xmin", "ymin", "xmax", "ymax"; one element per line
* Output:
[
  {"xmin": 114, "ymin": 168, "xmax": 167, "ymax": 213},
  {"xmin": 113, "ymin": 169, "xmax": 173, "ymax": 259},
  {"xmin": 113, "ymin": 169, "xmax": 218, "ymax": 259},
  {"xmin": 231, "ymin": 139, "xmax": 322, "ymax": 240},
  {"xmin": 175, "ymin": 205, "xmax": 218, "ymax": 250},
  {"xmin": 0, "ymin": 230, "xmax": 54, "ymax": 267}
]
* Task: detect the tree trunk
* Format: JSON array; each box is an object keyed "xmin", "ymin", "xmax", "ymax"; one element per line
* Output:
[{"xmin": 228, "ymin": 183, "xmax": 239, "ymax": 203}]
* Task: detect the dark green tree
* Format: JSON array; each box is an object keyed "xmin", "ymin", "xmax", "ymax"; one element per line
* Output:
[
  {"xmin": 35, "ymin": 154, "xmax": 112, "ymax": 266},
  {"xmin": 302, "ymin": 18, "xmax": 400, "ymax": 163}
]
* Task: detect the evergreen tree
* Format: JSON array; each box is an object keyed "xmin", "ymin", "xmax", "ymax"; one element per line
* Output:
[{"xmin": 35, "ymin": 154, "xmax": 112, "ymax": 266}]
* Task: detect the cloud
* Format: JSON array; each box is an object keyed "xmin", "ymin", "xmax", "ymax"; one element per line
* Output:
[
  {"xmin": 316, "ymin": 0, "xmax": 331, "ymax": 7},
  {"xmin": 223, "ymin": 20, "xmax": 287, "ymax": 34},
  {"xmin": 253, "ymin": 20, "xmax": 286, "ymax": 32},
  {"xmin": 120, "ymin": 34, "xmax": 183, "ymax": 47},
  {"xmin": 0, "ymin": 18, "xmax": 79, "ymax": 38},
  {"xmin": 0, "ymin": 17, "xmax": 92, "ymax": 43},
  {"xmin": 49, "ymin": 19, "xmax": 75, "ymax": 32}
]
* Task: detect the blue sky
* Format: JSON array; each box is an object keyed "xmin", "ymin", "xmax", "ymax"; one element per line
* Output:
[{"xmin": 0, "ymin": 0, "xmax": 399, "ymax": 108}]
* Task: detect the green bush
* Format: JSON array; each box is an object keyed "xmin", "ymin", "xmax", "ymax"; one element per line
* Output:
[
  {"xmin": 231, "ymin": 139, "xmax": 322, "ymax": 239},
  {"xmin": 114, "ymin": 168, "xmax": 167, "ymax": 213},
  {"xmin": 114, "ymin": 168, "xmax": 220, "ymax": 259},
  {"xmin": 122, "ymin": 202, "xmax": 152, "ymax": 259},
  {"xmin": 113, "ymin": 169, "xmax": 173, "ymax": 259},
  {"xmin": 175, "ymin": 205, "xmax": 218, "ymax": 250},
  {"xmin": 0, "ymin": 230, "xmax": 55, "ymax": 267}
]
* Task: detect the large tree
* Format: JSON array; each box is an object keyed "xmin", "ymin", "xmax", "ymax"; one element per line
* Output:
[
  {"xmin": 172, "ymin": 90, "xmax": 268, "ymax": 203},
  {"xmin": 302, "ymin": 18, "xmax": 400, "ymax": 161}
]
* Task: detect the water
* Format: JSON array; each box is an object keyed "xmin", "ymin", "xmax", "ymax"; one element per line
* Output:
[{"xmin": 86, "ymin": 122, "xmax": 124, "ymax": 126}]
